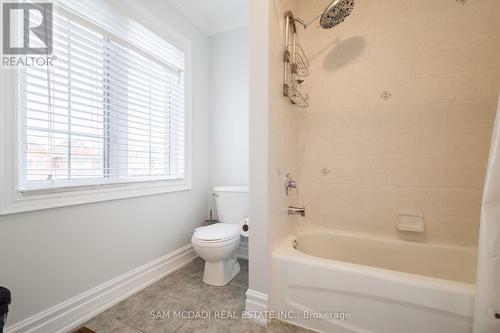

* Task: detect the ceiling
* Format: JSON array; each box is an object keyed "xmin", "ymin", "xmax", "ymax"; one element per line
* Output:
[{"xmin": 166, "ymin": 0, "xmax": 248, "ymax": 36}]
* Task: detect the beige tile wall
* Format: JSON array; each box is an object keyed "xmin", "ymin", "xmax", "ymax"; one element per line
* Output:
[
  {"xmin": 295, "ymin": 0, "xmax": 500, "ymax": 246},
  {"xmin": 268, "ymin": 0, "xmax": 300, "ymax": 250}
]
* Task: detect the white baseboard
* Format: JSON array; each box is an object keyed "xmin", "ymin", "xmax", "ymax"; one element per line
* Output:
[
  {"xmin": 245, "ymin": 289, "xmax": 269, "ymax": 325},
  {"xmin": 5, "ymin": 244, "xmax": 197, "ymax": 333}
]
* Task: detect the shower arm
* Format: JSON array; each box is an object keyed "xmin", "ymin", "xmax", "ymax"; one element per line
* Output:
[{"xmin": 294, "ymin": 11, "xmax": 323, "ymax": 29}]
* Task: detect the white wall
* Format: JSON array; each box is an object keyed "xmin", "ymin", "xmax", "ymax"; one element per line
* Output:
[
  {"xmin": 209, "ymin": 27, "xmax": 249, "ymax": 189},
  {"xmin": 0, "ymin": 0, "xmax": 210, "ymax": 325},
  {"xmin": 208, "ymin": 27, "xmax": 249, "ymax": 258},
  {"xmin": 247, "ymin": 0, "xmax": 300, "ymax": 303},
  {"xmin": 248, "ymin": 0, "xmax": 270, "ymax": 297}
]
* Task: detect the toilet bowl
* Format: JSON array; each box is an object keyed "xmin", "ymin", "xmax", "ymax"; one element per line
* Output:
[
  {"xmin": 192, "ymin": 223, "xmax": 241, "ymax": 286},
  {"xmin": 192, "ymin": 186, "xmax": 248, "ymax": 286}
]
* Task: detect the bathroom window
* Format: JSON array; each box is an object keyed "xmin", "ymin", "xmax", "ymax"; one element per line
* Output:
[
  {"xmin": 18, "ymin": 4, "xmax": 187, "ymax": 194},
  {"xmin": 0, "ymin": 1, "xmax": 191, "ymax": 214}
]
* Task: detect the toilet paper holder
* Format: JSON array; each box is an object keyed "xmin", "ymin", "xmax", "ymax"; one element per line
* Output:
[{"xmin": 239, "ymin": 218, "xmax": 249, "ymax": 237}]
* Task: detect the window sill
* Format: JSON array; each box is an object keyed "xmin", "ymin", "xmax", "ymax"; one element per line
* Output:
[
  {"xmin": 19, "ymin": 176, "xmax": 185, "ymax": 195},
  {"xmin": 0, "ymin": 179, "xmax": 192, "ymax": 215}
]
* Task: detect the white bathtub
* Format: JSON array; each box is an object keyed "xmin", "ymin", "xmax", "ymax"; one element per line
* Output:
[{"xmin": 271, "ymin": 230, "xmax": 478, "ymax": 333}]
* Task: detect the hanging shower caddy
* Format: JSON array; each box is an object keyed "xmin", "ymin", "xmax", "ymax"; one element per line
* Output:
[
  {"xmin": 282, "ymin": 1, "xmax": 355, "ymax": 107},
  {"xmin": 283, "ymin": 11, "xmax": 310, "ymax": 107}
]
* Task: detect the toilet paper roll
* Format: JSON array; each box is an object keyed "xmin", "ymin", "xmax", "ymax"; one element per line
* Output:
[{"xmin": 239, "ymin": 218, "xmax": 249, "ymax": 237}]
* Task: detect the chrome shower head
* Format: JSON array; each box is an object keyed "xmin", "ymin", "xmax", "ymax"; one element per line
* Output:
[
  {"xmin": 320, "ymin": 0, "xmax": 356, "ymax": 29},
  {"xmin": 294, "ymin": 0, "xmax": 355, "ymax": 30}
]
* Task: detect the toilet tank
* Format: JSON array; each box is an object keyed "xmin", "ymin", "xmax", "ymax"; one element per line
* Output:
[{"xmin": 214, "ymin": 186, "xmax": 248, "ymax": 225}]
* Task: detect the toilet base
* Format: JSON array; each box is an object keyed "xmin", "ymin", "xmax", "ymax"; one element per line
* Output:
[{"xmin": 202, "ymin": 256, "xmax": 240, "ymax": 286}]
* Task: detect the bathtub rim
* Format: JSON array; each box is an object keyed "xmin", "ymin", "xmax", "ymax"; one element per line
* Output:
[
  {"xmin": 271, "ymin": 230, "xmax": 476, "ymax": 332},
  {"xmin": 276, "ymin": 229, "xmax": 476, "ymax": 295}
]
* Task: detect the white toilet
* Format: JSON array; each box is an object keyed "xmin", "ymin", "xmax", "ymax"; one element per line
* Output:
[{"xmin": 192, "ymin": 186, "xmax": 248, "ymax": 286}]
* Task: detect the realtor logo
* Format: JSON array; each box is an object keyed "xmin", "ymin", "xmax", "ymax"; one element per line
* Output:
[
  {"xmin": 1, "ymin": 2, "xmax": 55, "ymax": 66},
  {"xmin": 2, "ymin": 2, "xmax": 53, "ymax": 55}
]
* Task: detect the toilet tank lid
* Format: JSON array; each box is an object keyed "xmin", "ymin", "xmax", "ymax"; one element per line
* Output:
[
  {"xmin": 214, "ymin": 186, "xmax": 248, "ymax": 193},
  {"xmin": 193, "ymin": 223, "xmax": 239, "ymax": 241}
]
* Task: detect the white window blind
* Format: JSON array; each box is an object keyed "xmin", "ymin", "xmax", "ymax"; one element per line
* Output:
[{"xmin": 19, "ymin": 5, "xmax": 186, "ymax": 192}]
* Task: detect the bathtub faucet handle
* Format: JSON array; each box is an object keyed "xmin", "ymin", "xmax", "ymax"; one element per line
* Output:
[
  {"xmin": 288, "ymin": 206, "xmax": 306, "ymax": 217},
  {"xmin": 285, "ymin": 173, "xmax": 298, "ymax": 196}
]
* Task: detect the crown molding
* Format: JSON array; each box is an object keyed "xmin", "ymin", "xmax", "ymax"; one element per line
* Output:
[
  {"xmin": 166, "ymin": 0, "xmax": 247, "ymax": 36},
  {"xmin": 166, "ymin": 0, "xmax": 211, "ymax": 35}
]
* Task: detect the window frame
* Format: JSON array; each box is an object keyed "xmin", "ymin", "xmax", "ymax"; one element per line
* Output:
[{"xmin": 0, "ymin": 2, "xmax": 192, "ymax": 215}]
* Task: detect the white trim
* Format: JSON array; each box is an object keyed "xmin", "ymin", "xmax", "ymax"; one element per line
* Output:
[
  {"xmin": 165, "ymin": 0, "xmax": 211, "ymax": 35},
  {"xmin": 245, "ymin": 289, "xmax": 269, "ymax": 325},
  {"xmin": 4, "ymin": 244, "xmax": 197, "ymax": 333},
  {"xmin": 164, "ymin": 0, "xmax": 248, "ymax": 36},
  {"xmin": 209, "ymin": 17, "xmax": 248, "ymax": 36}
]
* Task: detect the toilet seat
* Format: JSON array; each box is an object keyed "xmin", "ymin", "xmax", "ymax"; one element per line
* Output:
[
  {"xmin": 192, "ymin": 235, "xmax": 240, "ymax": 249},
  {"xmin": 193, "ymin": 223, "xmax": 239, "ymax": 242}
]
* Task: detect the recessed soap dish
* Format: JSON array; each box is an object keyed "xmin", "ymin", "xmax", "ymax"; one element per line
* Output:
[{"xmin": 396, "ymin": 214, "xmax": 424, "ymax": 233}]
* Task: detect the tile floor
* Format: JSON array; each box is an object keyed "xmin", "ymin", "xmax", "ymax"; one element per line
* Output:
[{"xmin": 84, "ymin": 258, "xmax": 314, "ymax": 333}]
